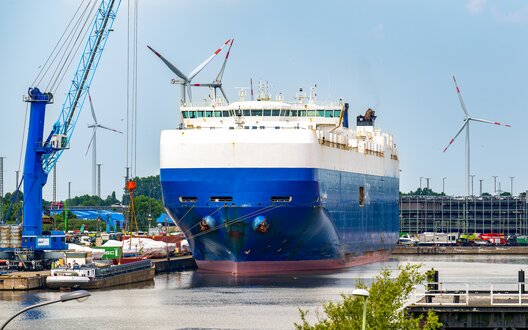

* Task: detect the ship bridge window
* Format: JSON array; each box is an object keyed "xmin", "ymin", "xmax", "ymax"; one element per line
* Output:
[
  {"xmin": 186, "ymin": 111, "xmax": 196, "ymax": 118},
  {"xmin": 264, "ymin": 110, "xmax": 272, "ymax": 116},
  {"xmin": 179, "ymin": 196, "xmax": 198, "ymax": 203},
  {"xmin": 222, "ymin": 110, "xmax": 230, "ymax": 117},
  {"xmin": 317, "ymin": 110, "xmax": 324, "ymax": 117},
  {"xmin": 271, "ymin": 196, "xmax": 292, "ymax": 203},
  {"xmin": 299, "ymin": 110, "xmax": 306, "ymax": 117},
  {"xmin": 210, "ymin": 196, "xmax": 233, "ymax": 202},
  {"xmin": 205, "ymin": 111, "xmax": 213, "ymax": 117},
  {"xmin": 243, "ymin": 110, "xmax": 250, "ymax": 116},
  {"xmin": 307, "ymin": 110, "xmax": 315, "ymax": 117},
  {"xmin": 291, "ymin": 110, "xmax": 298, "ymax": 117},
  {"xmin": 252, "ymin": 126, "xmax": 257, "ymax": 129},
  {"xmin": 214, "ymin": 111, "xmax": 222, "ymax": 117},
  {"xmin": 182, "ymin": 111, "xmax": 189, "ymax": 118},
  {"xmin": 325, "ymin": 110, "xmax": 334, "ymax": 118},
  {"xmin": 281, "ymin": 110, "xmax": 290, "ymax": 116},
  {"xmin": 251, "ymin": 110, "xmax": 263, "ymax": 116},
  {"xmin": 196, "ymin": 111, "xmax": 204, "ymax": 118},
  {"xmin": 334, "ymin": 110, "xmax": 341, "ymax": 117},
  {"xmin": 359, "ymin": 187, "xmax": 365, "ymax": 207},
  {"xmin": 272, "ymin": 110, "xmax": 280, "ymax": 116}
]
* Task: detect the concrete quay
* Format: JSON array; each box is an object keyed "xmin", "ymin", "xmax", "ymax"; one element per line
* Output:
[{"xmin": 393, "ymin": 245, "xmax": 528, "ymax": 255}]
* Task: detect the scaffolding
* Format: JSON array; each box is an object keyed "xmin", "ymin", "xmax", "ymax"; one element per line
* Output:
[{"xmin": 399, "ymin": 195, "xmax": 528, "ymax": 235}]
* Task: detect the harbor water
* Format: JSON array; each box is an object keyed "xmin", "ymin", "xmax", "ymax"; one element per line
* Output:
[{"xmin": 0, "ymin": 255, "xmax": 527, "ymax": 329}]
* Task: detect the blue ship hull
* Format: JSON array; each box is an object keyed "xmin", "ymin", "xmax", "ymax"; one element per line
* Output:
[{"xmin": 160, "ymin": 168, "xmax": 399, "ymax": 273}]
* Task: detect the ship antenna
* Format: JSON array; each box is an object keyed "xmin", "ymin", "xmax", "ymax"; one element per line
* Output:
[{"xmin": 250, "ymin": 78, "xmax": 254, "ymax": 101}]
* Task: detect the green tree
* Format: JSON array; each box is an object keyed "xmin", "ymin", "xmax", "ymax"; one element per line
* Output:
[
  {"xmin": 131, "ymin": 195, "xmax": 164, "ymax": 230},
  {"xmin": 295, "ymin": 264, "xmax": 442, "ymax": 330},
  {"xmin": 124, "ymin": 175, "xmax": 161, "ymax": 202},
  {"xmin": 400, "ymin": 188, "xmax": 444, "ymax": 197}
]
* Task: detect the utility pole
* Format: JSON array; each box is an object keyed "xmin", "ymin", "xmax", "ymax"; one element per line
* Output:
[
  {"xmin": 15, "ymin": 170, "xmax": 20, "ymax": 192},
  {"xmin": 53, "ymin": 165, "xmax": 57, "ymax": 203},
  {"xmin": 97, "ymin": 164, "xmax": 102, "ymax": 198},
  {"xmin": 442, "ymin": 177, "xmax": 447, "ymax": 195},
  {"xmin": 492, "ymin": 176, "xmax": 498, "ymax": 195},
  {"xmin": 470, "ymin": 175, "xmax": 475, "ymax": 196},
  {"xmin": 479, "ymin": 179, "xmax": 483, "ymax": 196},
  {"xmin": 0, "ymin": 157, "xmax": 4, "ymax": 223},
  {"xmin": 510, "ymin": 176, "xmax": 515, "ymax": 196}
]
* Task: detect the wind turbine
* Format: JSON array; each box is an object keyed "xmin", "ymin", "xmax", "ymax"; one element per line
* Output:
[
  {"xmin": 191, "ymin": 39, "xmax": 235, "ymax": 104},
  {"xmin": 443, "ymin": 76, "xmax": 511, "ymax": 196},
  {"xmin": 147, "ymin": 38, "xmax": 232, "ymax": 105},
  {"xmin": 86, "ymin": 92, "xmax": 123, "ymax": 196}
]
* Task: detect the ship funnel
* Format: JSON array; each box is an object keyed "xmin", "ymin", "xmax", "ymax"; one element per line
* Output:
[{"xmin": 343, "ymin": 103, "xmax": 349, "ymax": 128}]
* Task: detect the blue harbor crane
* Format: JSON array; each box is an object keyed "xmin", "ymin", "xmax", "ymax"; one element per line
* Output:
[{"xmin": 21, "ymin": 0, "xmax": 121, "ymax": 251}]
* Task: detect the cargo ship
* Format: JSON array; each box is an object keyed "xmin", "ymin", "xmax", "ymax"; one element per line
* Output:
[{"xmin": 160, "ymin": 83, "xmax": 400, "ymax": 274}]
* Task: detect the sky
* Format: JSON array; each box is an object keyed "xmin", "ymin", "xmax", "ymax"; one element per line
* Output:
[{"xmin": 0, "ymin": 0, "xmax": 527, "ymax": 201}]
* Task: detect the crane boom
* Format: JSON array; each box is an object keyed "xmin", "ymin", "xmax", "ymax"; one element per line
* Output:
[{"xmin": 21, "ymin": 0, "xmax": 121, "ymax": 251}]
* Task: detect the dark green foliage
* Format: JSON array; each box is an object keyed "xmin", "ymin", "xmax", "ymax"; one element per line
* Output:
[
  {"xmin": 295, "ymin": 264, "xmax": 442, "ymax": 330},
  {"xmin": 66, "ymin": 192, "xmax": 120, "ymax": 207},
  {"xmin": 124, "ymin": 175, "xmax": 161, "ymax": 202},
  {"xmin": 400, "ymin": 188, "xmax": 445, "ymax": 196},
  {"xmin": 130, "ymin": 195, "xmax": 164, "ymax": 230}
]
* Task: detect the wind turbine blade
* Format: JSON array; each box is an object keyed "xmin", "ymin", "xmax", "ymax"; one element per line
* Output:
[
  {"xmin": 219, "ymin": 86, "xmax": 229, "ymax": 104},
  {"xmin": 97, "ymin": 124, "xmax": 124, "ymax": 134},
  {"xmin": 453, "ymin": 76, "xmax": 469, "ymax": 117},
  {"xmin": 147, "ymin": 45, "xmax": 189, "ymax": 82},
  {"xmin": 88, "ymin": 91, "xmax": 97, "ymax": 124},
  {"xmin": 85, "ymin": 128, "xmax": 97, "ymax": 156},
  {"xmin": 216, "ymin": 39, "xmax": 234, "ymax": 82},
  {"xmin": 470, "ymin": 117, "xmax": 512, "ymax": 127},
  {"xmin": 188, "ymin": 39, "xmax": 231, "ymax": 81},
  {"xmin": 443, "ymin": 120, "xmax": 468, "ymax": 152}
]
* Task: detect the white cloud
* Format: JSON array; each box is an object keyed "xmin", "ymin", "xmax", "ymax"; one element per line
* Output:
[
  {"xmin": 491, "ymin": 5, "xmax": 528, "ymax": 25},
  {"xmin": 467, "ymin": 0, "xmax": 486, "ymax": 15}
]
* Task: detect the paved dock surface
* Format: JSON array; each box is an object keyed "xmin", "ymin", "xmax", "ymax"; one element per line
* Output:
[{"xmin": 394, "ymin": 245, "xmax": 528, "ymax": 254}]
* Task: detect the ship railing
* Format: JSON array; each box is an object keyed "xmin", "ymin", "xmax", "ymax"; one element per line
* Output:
[
  {"xmin": 411, "ymin": 281, "xmax": 528, "ymax": 306},
  {"xmin": 95, "ymin": 259, "xmax": 152, "ymax": 278}
]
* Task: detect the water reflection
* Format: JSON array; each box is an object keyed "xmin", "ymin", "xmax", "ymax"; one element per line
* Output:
[{"xmin": 1, "ymin": 255, "xmax": 528, "ymax": 330}]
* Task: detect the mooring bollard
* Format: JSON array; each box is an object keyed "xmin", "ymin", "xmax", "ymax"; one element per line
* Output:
[{"xmin": 519, "ymin": 269, "xmax": 525, "ymax": 294}]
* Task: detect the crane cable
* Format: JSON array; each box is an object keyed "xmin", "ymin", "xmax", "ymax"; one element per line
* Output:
[
  {"xmin": 48, "ymin": 0, "xmax": 98, "ymax": 94},
  {"xmin": 32, "ymin": 0, "xmax": 88, "ymax": 88}
]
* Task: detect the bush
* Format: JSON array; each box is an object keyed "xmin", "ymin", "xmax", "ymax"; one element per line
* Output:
[{"xmin": 295, "ymin": 264, "xmax": 442, "ymax": 330}]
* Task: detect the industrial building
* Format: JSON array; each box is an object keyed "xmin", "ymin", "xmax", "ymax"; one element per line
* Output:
[{"xmin": 399, "ymin": 195, "xmax": 528, "ymax": 235}]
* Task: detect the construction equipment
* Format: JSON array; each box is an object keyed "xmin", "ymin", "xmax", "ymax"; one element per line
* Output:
[{"xmin": 20, "ymin": 0, "xmax": 121, "ymax": 251}]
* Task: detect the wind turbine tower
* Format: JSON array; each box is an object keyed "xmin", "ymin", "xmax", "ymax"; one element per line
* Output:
[
  {"xmin": 86, "ymin": 92, "xmax": 123, "ymax": 196},
  {"xmin": 443, "ymin": 77, "xmax": 511, "ymax": 196}
]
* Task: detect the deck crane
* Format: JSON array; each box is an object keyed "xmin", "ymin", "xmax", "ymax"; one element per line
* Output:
[{"xmin": 21, "ymin": 0, "xmax": 121, "ymax": 251}]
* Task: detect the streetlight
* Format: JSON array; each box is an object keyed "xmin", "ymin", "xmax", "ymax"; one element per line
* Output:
[
  {"xmin": 492, "ymin": 176, "xmax": 498, "ymax": 195},
  {"xmin": 352, "ymin": 288, "xmax": 369, "ymax": 330},
  {"xmin": 1, "ymin": 290, "xmax": 91, "ymax": 330}
]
